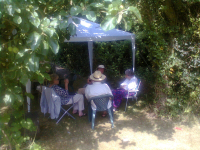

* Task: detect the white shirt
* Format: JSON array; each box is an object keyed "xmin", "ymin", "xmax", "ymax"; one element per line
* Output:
[
  {"xmin": 121, "ymin": 76, "xmax": 138, "ymax": 91},
  {"xmin": 85, "ymin": 82, "xmax": 113, "ymax": 99},
  {"xmin": 85, "ymin": 82, "xmax": 113, "ymax": 110}
]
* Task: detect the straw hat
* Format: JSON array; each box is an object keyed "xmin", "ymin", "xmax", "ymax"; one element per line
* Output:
[{"xmin": 90, "ymin": 71, "xmax": 106, "ymax": 81}]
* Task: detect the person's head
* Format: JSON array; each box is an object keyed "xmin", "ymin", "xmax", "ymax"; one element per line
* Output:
[
  {"xmin": 97, "ymin": 65, "xmax": 105, "ymax": 74},
  {"xmin": 125, "ymin": 69, "xmax": 134, "ymax": 79},
  {"xmin": 90, "ymin": 71, "xmax": 106, "ymax": 82},
  {"xmin": 50, "ymin": 74, "xmax": 59, "ymax": 85}
]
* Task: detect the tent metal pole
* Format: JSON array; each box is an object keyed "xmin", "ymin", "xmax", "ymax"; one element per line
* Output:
[
  {"xmin": 131, "ymin": 35, "xmax": 136, "ymax": 72},
  {"xmin": 26, "ymin": 79, "xmax": 31, "ymax": 112},
  {"xmin": 88, "ymin": 41, "xmax": 93, "ymax": 74}
]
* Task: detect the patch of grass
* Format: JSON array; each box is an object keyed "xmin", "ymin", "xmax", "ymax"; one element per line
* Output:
[
  {"xmin": 35, "ymin": 98, "xmax": 200, "ymax": 150},
  {"xmin": 30, "ymin": 77, "xmax": 200, "ymax": 150}
]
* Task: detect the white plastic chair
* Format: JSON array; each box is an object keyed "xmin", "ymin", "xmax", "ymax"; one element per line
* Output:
[
  {"xmin": 88, "ymin": 95, "xmax": 114, "ymax": 129},
  {"xmin": 125, "ymin": 79, "xmax": 141, "ymax": 111}
]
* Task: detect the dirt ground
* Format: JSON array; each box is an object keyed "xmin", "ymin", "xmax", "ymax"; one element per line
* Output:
[{"xmin": 36, "ymin": 99, "xmax": 200, "ymax": 150}]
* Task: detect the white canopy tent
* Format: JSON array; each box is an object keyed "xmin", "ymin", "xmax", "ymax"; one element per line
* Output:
[
  {"xmin": 65, "ymin": 17, "xmax": 136, "ymax": 74},
  {"xmin": 26, "ymin": 17, "xmax": 136, "ymax": 112}
]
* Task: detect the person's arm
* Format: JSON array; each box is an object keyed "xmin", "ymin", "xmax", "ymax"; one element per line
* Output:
[
  {"xmin": 64, "ymin": 78, "xmax": 69, "ymax": 90},
  {"xmin": 120, "ymin": 79, "xmax": 128, "ymax": 89}
]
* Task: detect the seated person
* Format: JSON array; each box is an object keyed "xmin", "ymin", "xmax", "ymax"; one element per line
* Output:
[
  {"xmin": 112, "ymin": 69, "xmax": 138, "ymax": 111},
  {"xmin": 49, "ymin": 74, "xmax": 86, "ymax": 117},
  {"xmin": 97, "ymin": 65, "xmax": 105, "ymax": 74},
  {"xmin": 97, "ymin": 65, "xmax": 107, "ymax": 83},
  {"xmin": 85, "ymin": 71, "xmax": 113, "ymax": 112}
]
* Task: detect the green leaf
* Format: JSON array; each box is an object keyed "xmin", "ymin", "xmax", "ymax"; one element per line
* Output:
[
  {"xmin": 101, "ymin": 16, "xmax": 117, "ymax": 31},
  {"xmin": 15, "ymin": 7, "xmax": 21, "ymax": 13},
  {"xmin": 127, "ymin": 6, "xmax": 142, "ymax": 22},
  {"xmin": 42, "ymin": 27, "xmax": 55, "ymax": 37},
  {"xmin": 15, "ymin": 48, "xmax": 29, "ymax": 59},
  {"xmin": 20, "ymin": 72, "xmax": 29, "ymax": 85},
  {"xmin": 86, "ymin": 11, "xmax": 96, "ymax": 22},
  {"xmin": 0, "ymin": 113, "xmax": 10, "ymax": 123},
  {"xmin": 50, "ymin": 18, "xmax": 58, "ymax": 28},
  {"xmin": 68, "ymin": 23, "xmax": 76, "ymax": 36},
  {"xmin": 20, "ymin": 18, "xmax": 30, "ymax": 33},
  {"xmin": 13, "ymin": 15, "xmax": 22, "ymax": 24},
  {"xmin": 126, "ymin": 20, "xmax": 132, "ymax": 31},
  {"xmin": 20, "ymin": 119, "xmax": 34, "ymax": 130},
  {"xmin": 13, "ymin": 86, "xmax": 22, "ymax": 94},
  {"xmin": 59, "ymin": 20, "xmax": 68, "ymax": 30},
  {"xmin": 43, "ymin": 72, "xmax": 51, "ymax": 80},
  {"xmin": 117, "ymin": 13, "xmax": 122, "ymax": 24},
  {"xmin": 15, "ymin": 94, "xmax": 23, "ymax": 103},
  {"xmin": 28, "ymin": 12, "xmax": 40, "ymax": 28},
  {"xmin": 41, "ymin": 17, "xmax": 50, "ymax": 27},
  {"xmin": 65, "ymin": 33, "xmax": 70, "ymax": 40},
  {"xmin": 28, "ymin": 53, "xmax": 39, "ymax": 72},
  {"xmin": 3, "ymin": 94, "xmax": 12, "ymax": 103},
  {"xmin": 48, "ymin": 37, "xmax": 59, "ymax": 54},
  {"xmin": 82, "ymin": 10, "xmax": 88, "ymax": 15},
  {"xmin": 7, "ymin": 5, "xmax": 15, "ymax": 16},
  {"xmin": 11, "ymin": 125, "xmax": 21, "ymax": 132},
  {"xmin": 27, "ymin": 31, "xmax": 42, "ymax": 50},
  {"xmin": 70, "ymin": 6, "xmax": 82, "ymax": 16},
  {"xmin": 40, "ymin": 40, "xmax": 49, "ymax": 55},
  {"xmin": 25, "ymin": 93, "xmax": 34, "ymax": 99},
  {"xmin": 112, "ymin": 0, "xmax": 122, "ymax": 8},
  {"xmin": 90, "ymin": 3, "xmax": 104, "ymax": 8},
  {"xmin": 37, "ymin": 74, "xmax": 44, "ymax": 84}
]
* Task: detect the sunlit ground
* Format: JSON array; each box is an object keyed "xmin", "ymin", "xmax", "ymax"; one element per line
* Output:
[{"xmin": 36, "ymin": 100, "xmax": 200, "ymax": 150}]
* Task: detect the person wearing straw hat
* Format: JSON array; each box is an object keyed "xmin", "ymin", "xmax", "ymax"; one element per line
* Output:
[
  {"xmin": 85, "ymin": 71, "xmax": 113, "ymax": 115},
  {"xmin": 77, "ymin": 65, "xmax": 106, "ymax": 95},
  {"xmin": 97, "ymin": 65, "xmax": 107, "ymax": 83}
]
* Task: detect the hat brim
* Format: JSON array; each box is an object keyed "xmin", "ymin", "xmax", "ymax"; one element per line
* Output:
[{"xmin": 90, "ymin": 74, "xmax": 106, "ymax": 81}]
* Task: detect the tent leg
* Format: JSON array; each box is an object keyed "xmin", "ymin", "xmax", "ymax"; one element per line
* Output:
[
  {"xmin": 26, "ymin": 79, "xmax": 31, "ymax": 112},
  {"xmin": 88, "ymin": 41, "xmax": 93, "ymax": 74}
]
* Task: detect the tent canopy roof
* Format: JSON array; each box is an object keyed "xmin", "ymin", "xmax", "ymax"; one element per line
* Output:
[{"xmin": 64, "ymin": 17, "xmax": 135, "ymax": 42}]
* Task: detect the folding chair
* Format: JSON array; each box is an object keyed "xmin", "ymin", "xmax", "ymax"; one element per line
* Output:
[
  {"xmin": 56, "ymin": 96, "xmax": 76, "ymax": 124},
  {"xmin": 125, "ymin": 79, "xmax": 141, "ymax": 111},
  {"xmin": 44, "ymin": 87, "xmax": 75, "ymax": 124},
  {"xmin": 88, "ymin": 95, "xmax": 114, "ymax": 129}
]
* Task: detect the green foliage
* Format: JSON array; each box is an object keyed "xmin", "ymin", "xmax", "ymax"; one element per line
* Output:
[
  {"xmin": 0, "ymin": 0, "xmax": 142, "ymax": 149},
  {"xmin": 54, "ymin": 40, "xmax": 134, "ymax": 88},
  {"xmin": 94, "ymin": 41, "xmax": 133, "ymax": 87},
  {"xmin": 134, "ymin": 0, "xmax": 200, "ymax": 118}
]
